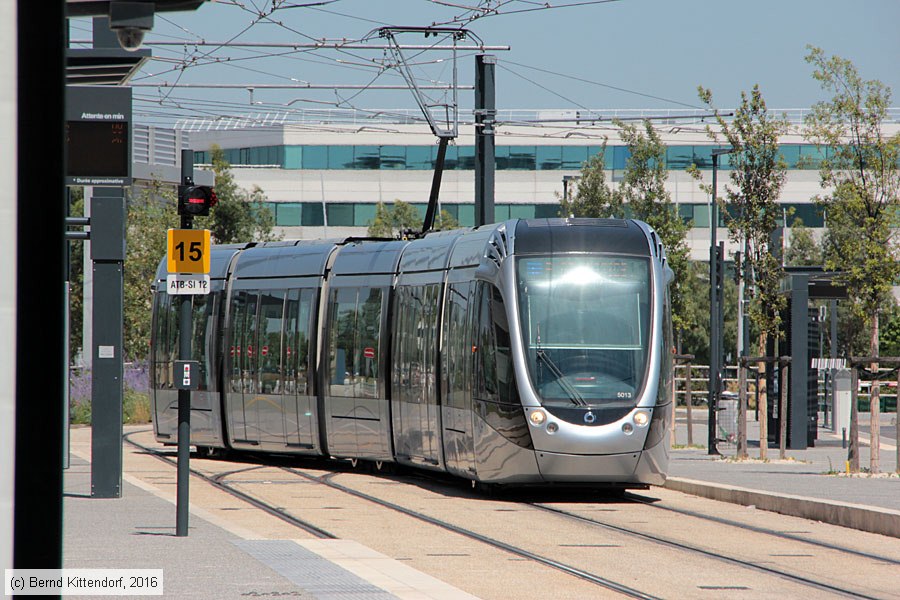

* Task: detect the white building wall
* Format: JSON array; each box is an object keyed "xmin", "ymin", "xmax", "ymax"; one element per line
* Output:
[{"xmin": 184, "ymin": 119, "xmax": 900, "ymax": 259}]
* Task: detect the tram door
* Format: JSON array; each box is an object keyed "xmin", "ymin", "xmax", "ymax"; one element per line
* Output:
[
  {"xmin": 392, "ymin": 283, "xmax": 442, "ymax": 466},
  {"xmin": 326, "ymin": 286, "xmax": 390, "ymax": 458},
  {"xmin": 441, "ymin": 280, "xmax": 476, "ymax": 476},
  {"xmin": 229, "ymin": 290, "xmax": 259, "ymax": 444},
  {"xmin": 283, "ymin": 288, "xmax": 316, "ymax": 450},
  {"xmin": 256, "ymin": 290, "xmax": 286, "ymax": 446}
]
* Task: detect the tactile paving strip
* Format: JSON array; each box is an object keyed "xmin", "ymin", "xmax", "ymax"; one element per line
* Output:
[{"xmin": 235, "ymin": 540, "xmax": 398, "ymax": 599}]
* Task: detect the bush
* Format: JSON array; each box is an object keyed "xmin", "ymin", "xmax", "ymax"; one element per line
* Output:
[{"xmin": 68, "ymin": 362, "xmax": 152, "ymax": 425}]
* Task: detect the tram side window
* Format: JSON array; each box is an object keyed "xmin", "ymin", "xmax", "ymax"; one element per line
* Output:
[
  {"xmin": 357, "ymin": 288, "xmax": 383, "ymax": 399},
  {"xmin": 152, "ymin": 292, "xmax": 175, "ymax": 390},
  {"xmin": 285, "ymin": 289, "xmax": 313, "ymax": 396},
  {"xmin": 422, "ymin": 284, "xmax": 439, "ymax": 403},
  {"xmin": 190, "ymin": 294, "xmax": 215, "ymax": 391},
  {"xmin": 230, "ymin": 292, "xmax": 247, "ymax": 393},
  {"xmin": 392, "ymin": 287, "xmax": 407, "ymax": 402},
  {"xmin": 474, "ymin": 283, "xmax": 517, "ymax": 405},
  {"xmin": 659, "ymin": 290, "xmax": 674, "ymax": 404},
  {"xmin": 329, "ymin": 288, "xmax": 358, "ymax": 397},
  {"xmin": 474, "ymin": 283, "xmax": 498, "ymax": 403},
  {"xmin": 230, "ymin": 291, "xmax": 259, "ymax": 394},
  {"xmin": 491, "ymin": 285, "xmax": 518, "ymax": 405},
  {"xmin": 258, "ymin": 291, "xmax": 285, "ymax": 394},
  {"xmin": 394, "ymin": 284, "xmax": 439, "ymax": 405},
  {"xmin": 443, "ymin": 282, "xmax": 472, "ymax": 409},
  {"xmin": 329, "ymin": 286, "xmax": 384, "ymax": 399}
]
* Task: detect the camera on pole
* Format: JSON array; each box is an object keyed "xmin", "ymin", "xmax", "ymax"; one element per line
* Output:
[{"xmin": 177, "ymin": 184, "xmax": 217, "ymax": 217}]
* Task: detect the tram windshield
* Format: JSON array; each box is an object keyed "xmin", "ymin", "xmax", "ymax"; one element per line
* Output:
[{"xmin": 517, "ymin": 255, "xmax": 651, "ymax": 408}]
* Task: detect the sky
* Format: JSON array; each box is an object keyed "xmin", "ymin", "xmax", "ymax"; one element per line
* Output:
[{"xmin": 69, "ymin": 0, "xmax": 900, "ymax": 128}]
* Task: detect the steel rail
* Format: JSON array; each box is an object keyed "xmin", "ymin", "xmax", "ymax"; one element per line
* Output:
[
  {"xmin": 622, "ymin": 493, "xmax": 900, "ymax": 567},
  {"xmin": 122, "ymin": 432, "xmax": 337, "ymax": 539},
  {"xmin": 283, "ymin": 467, "xmax": 663, "ymax": 600},
  {"xmin": 531, "ymin": 502, "xmax": 884, "ymax": 600}
]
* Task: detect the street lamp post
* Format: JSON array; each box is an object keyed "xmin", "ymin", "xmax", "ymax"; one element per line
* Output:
[{"xmin": 708, "ymin": 147, "xmax": 737, "ymax": 455}]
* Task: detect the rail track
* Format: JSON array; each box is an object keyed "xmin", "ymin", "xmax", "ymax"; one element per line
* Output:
[{"xmin": 125, "ymin": 433, "xmax": 897, "ymax": 599}]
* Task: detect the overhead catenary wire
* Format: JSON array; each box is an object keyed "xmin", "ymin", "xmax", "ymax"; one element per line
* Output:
[{"xmin": 78, "ymin": 0, "xmax": 741, "ymax": 132}]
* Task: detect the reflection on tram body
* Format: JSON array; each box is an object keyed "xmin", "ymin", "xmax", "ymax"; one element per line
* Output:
[{"xmin": 150, "ymin": 218, "xmax": 674, "ymax": 488}]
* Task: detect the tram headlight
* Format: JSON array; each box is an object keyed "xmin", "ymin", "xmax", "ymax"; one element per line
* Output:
[
  {"xmin": 529, "ymin": 409, "xmax": 547, "ymax": 426},
  {"xmin": 546, "ymin": 422, "xmax": 559, "ymax": 434},
  {"xmin": 633, "ymin": 410, "xmax": 650, "ymax": 427},
  {"xmin": 622, "ymin": 422, "xmax": 634, "ymax": 435}
]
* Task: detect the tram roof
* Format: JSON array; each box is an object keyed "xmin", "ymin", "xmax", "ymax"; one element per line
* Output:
[{"xmin": 513, "ymin": 218, "xmax": 652, "ymax": 256}]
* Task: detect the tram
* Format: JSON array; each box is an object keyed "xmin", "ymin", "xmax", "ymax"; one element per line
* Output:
[{"xmin": 150, "ymin": 218, "xmax": 674, "ymax": 487}]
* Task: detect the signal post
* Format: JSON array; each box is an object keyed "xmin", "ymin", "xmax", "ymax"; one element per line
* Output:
[{"xmin": 169, "ymin": 149, "xmax": 216, "ymax": 536}]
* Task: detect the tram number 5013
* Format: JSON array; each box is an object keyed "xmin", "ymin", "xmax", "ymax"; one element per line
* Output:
[{"xmin": 167, "ymin": 229, "xmax": 211, "ymax": 274}]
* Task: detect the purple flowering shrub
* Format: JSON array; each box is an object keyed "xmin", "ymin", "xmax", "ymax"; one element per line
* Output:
[{"xmin": 68, "ymin": 361, "xmax": 152, "ymax": 424}]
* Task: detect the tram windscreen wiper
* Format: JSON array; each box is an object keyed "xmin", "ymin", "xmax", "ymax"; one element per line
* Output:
[{"xmin": 536, "ymin": 348, "xmax": 587, "ymax": 407}]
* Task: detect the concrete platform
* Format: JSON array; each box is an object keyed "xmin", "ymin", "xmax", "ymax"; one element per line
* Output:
[
  {"xmin": 61, "ymin": 412, "xmax": 900, "ymax": 599},
  {"xmin": 64, "ymin": 432, "xmax": 478, "ymax": 600},
  {"xmin": 667, "ymin": 409, "xmax": 900, "ymax": 538}
]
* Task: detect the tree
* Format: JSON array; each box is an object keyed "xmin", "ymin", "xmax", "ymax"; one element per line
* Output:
[
  {"xmin": 785, "ymin": 217, "xmax": 823, "ymax": 267},
  {"xmin": 365, "ymin": 199, "xmax": 456, "ymax": 238},
  {"xmin": 433, "ymin": 209, "xmax": 459, "ymax": 232},
  {"xmin": 678, "ymin": 260, "xmax": 738, "ymax": 367},
  {"xmin": 804, "ymin": 46, "xmax": 900, "ymax": 472},
  {"xmin": 124, "ymin": 181, "xmax": 179, "ymax": 361},
  {"xmin": 558, "ymin": 141, "xmax": 623, "ymax": 218},
  {"xmin": 194, "ymin": 145, "xmax": 279, "ymax": 244},
  {"xmin": 880, "ymin": 313, "xmax": 900, "ymax": 359},
  {"xmin": 691, "ymin": 84, "xmax": 789, "ymax": 349},
  {"xmin": 615, "ymin": 119, "xmax": 692, "ymax": 339}
]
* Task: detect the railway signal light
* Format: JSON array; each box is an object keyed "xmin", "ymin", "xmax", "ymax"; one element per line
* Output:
[{"xmin": 177, "ymin": 185, "xmax": 217, "ymax": 217}]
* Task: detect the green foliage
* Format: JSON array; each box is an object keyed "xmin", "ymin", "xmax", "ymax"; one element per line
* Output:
[
  {"xmin": 804, "ymin": 46, "xmax": 900, "ymax": 357},
  {"xmin": 784, "ymin": 218, "xmax": 823, "ymax": 267},
  {"xmin": 692, "ymin": 84, "xmax": 789, "ymax": 341},
  {"xmin": 677, "ymin": 261, "xmax": 738, "ymax": 364},
  {"xmin": 125, "ymin": 181, "xmax": 180, "ymax": 361},
  {"xmin": 615, "ymin": 119, "xmax": 692, "ymax": 334},
  {"xmin": 434, "ymin": 209, "xmax": 459, "ymax": 231},
  {"xmin": 193, "ymin": 146, "xmax": 279, "ymax": 244},
  {"xmin": 67, "ymin": 188, "xmax": 85, "ymax": 363},
  {"xmin": 880, "ymin": 314, "xmax": 900, "ymax": 358},
  {"xmin": 367, "ymin": 199, "xmax": 428, "ymax": 238},
  {"xmin": 558, "ymin": 142, "xmax": 623, "ymax": 218},
  {"xmin": 68, "ymin": 367, "xmax": 152, "ymax": 425},
  {"xmin": 123, "ymin": 389, "xmax": 151, "ymax": 424}
]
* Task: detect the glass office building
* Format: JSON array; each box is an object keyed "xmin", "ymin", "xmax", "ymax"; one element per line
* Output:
[{"xmin": 181, "ymin": 110, "xmax": 900, "ymax": 259}]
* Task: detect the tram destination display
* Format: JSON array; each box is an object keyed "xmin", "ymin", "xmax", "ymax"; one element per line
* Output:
[
  {"xmin": 66, "ymin": 120, "xmax": 129, "ymax": 180},
  {"xmin": 65, "ymin": 85, "xmax": 132, "ymax": 186}
]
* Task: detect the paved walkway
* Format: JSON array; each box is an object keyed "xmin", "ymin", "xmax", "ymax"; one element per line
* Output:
[
  {"xmin": 670, "ymin": 409, "xmax": 899, "ymax": 509},
  {"xmin": 60, "ymin": 414, "xmax": 900, "ymax": 599},
  {"xmin": 63, "ymin": 428, "xmax": 476, "ymax": 600},
  {"xmin": 667, "ymin": 409, "xmax": 900, "ymax": 537}
]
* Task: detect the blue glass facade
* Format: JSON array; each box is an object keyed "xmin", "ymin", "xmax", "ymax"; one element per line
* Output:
[
  {"xmin": 261, "ymin": 201, "xmax": 825, "ymax": 229},
  {"xmin": 195, "ymin": 143, "xmax": 836, "ymax": 172}
]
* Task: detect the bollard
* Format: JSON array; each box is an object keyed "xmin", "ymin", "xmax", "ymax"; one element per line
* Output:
[
  {"xmin": 849, "ymin": 368, "xmax": 859, "ymax": 473},
  {"xmin": 686, "ymin": 365, "xmax": 693, "ymax": 447},
  {"xmin": 779, "ymin": 362, "xmax": 788, "ymax": 460},
  {"xmin": 737, "ymin": 361, "xmax": 747, "ymax": 460},
  {"xmin": 842, "ymin": 427, "xmax": 846, "ymax": 449}
]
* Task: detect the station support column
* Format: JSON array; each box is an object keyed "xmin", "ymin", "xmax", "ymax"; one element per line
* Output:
[
  {"xmin": 90, "ymin": 187, "xmax": 125, "ymax": 498},
  {"xmin": 475, "ymin": 54, "xmax": 496, "ymax": 227}
]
